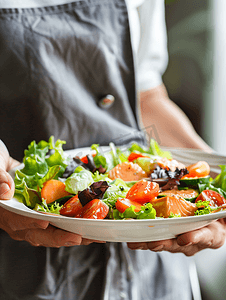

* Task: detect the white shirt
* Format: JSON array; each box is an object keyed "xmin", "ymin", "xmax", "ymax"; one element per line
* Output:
[
  {"xmin": 126, "ymin": 0, "xmax": 168, "ymax": 91},
  {"xmin": 0, "ymin": 0, "xmax": 168, "ymax": 91}
]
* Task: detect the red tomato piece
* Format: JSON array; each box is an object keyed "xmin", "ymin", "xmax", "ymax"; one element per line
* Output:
[
  {"xmin": 182, "ymin": 161, "xmax": 210, "ymax": 178},
  {"xmin": 60, "ymin": 195, "xmax": 83, "ymax": 217},
  {"xmin": 115, "ymin": 198, "xmax": 142, "ymax": 213},
  {"xmin": 80, "ymin": 153, "xmax": 96, "ymax": 164},
  {"xmin": 126, "ymin": 180, "xmax": 159, "ymax": 205},
  {"xmin": 195, "ymin": 190, "xmax": 226, "ymax": 207},
  {"xmin": 80, "ymin": 156, "xmax": 89, "ymax": 164},
  {"xmin": 76, "ymin": 199, "xmax": 109, "ymax": 219},
  {"xmin": 127, "ymin": 152, "xmax": 148, "ymax": 162}
]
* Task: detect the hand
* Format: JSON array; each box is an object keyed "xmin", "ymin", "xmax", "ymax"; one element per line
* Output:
[
  {"xmin": 0, "ymin": 139, "xmax": 20, "ymax": 200},
  {"xmin": 0, "ymin": 206, "xmax": 84, "ymax": 247},
  {"xmin": 0, "ymin": 206, "xmax": 105, "ymax": 247},
  {"xmin": 127, "ymin": 219, "xmax": 226, "ymax": 256}
]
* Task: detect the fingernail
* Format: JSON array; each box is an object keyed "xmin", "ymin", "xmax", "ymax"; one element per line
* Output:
[
  {"xmin": 185, "ymin": 242, "xmax": 192, "ymax": 247},
  {"xmin": 0, "ymin": 183, "xmax": 10, "ymax": 197},
  {"xmin": 151, "ymin": 245, "xmax": 164, "ymax": 251}
]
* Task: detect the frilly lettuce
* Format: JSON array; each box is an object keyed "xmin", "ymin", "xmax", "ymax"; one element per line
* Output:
[
  {"xmin": 14, "ymin": 136, "xmax": 67, "ymax": 208},
  {"xmin": 195, "ymin": 200, "xmax": 217, "ymax": 215},
  {"xmin": 34, "ymin": 199, "xmax": 62, "ymax": 215}
]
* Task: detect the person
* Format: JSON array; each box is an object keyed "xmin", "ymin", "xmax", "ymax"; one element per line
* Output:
[{"xmin": 0, "ymin": 0, "xmax": 225, "ymax": 299}]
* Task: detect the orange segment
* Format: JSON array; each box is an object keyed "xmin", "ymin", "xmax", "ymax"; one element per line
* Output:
[{"xmin": 41, "ymin": 179, "xmax": 71, "ymax": 204}]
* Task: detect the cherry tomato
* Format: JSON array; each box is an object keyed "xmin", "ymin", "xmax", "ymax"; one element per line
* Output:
[
  {"xmin": 76, "ymin": 199, "xmax": 109, "ymax": 219},
  {"xmin": 115, "ymin": 198, "xmax": 142, "ymax": 213},
  {"xmin": 127, "ymin": 152, "xmax": 148, "ymax": 162},
  {"xmin": 183, "ymin": 161, "xmax": 210, "ymax": 178},
  {"xmin": 126, "ymin": 180, "xmax": 159, "ymax": 204},
  {"xmin": 60, "ymin": 195, "xmax": 83, "ymax": 217},
  {"xmin": 195, "ymin": 190, "xmax": 226, "ymax": 207}
]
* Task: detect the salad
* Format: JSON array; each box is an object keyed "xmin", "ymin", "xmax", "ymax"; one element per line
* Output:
[{"xmin": 14, "ymin": 136, "xmax": 226, "ymax": 220}]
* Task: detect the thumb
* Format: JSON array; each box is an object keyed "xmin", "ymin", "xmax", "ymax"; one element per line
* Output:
[
  {"xmin": 0, "ymin": 140, "xmax": 15, "ymax": 200},
  {"xmin": 0, "ymin": 168, "xmax": 15, "ymax": 200}
]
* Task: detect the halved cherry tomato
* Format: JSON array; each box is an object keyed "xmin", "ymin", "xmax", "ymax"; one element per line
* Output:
[
  {"xmin": 195, "ymin": 190, "xmax": 226, "ymax": 207},
  {"xmin": 182, "ymin": 161, "xmax": 210, "ymax": 178},
  {"xmin": 126, "ymin": 180, "xmax": 159, "ymax": 205},
  {"xmin": 115, "ymin": 198, "xmax": 142, "ymax": 213},
  {"xmin": 60, "ymin": 195, "xmax": 83, "ymax": 217},
  {"xmin": 75, "ymin": 199, "xmax": 109, "ymax": 219},
  {"xmin": 127, "ymin": 152, "xmax": 148, "ymax": 162}
]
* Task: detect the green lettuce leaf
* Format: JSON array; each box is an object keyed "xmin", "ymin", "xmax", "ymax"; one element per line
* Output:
[
  {"xmin": 65, "ymin": 167, "xmax": 94, "ymax": 194},
  {"xmin": 103, "ymin": 179, "xmax": 130, "ymax": 207},
  {"xmin": 14, "ymin": 180, "xmax": 41, "ymax": 208},
  {"xmin": 91, "ymin": 144, "xmax": 107, "ymax": 168},
  {"xmin": 14, "ymin": 136, "xmax": 67, "ymax": 207},
  {"xmin": 128, "ymin": 143, "xmax": 146, "ymax": 153},
  {"xmin": 149, "ymin": 139, "xmax": 172, "ymax": 159},
  {"xmin": 211, "ymin": 165, "xmax": 226, "ymax": 192},
  {"xmin": 112, "ymin": 203, "xmax": 156, "ymax": 220},
  {"xmin": 37, "ymin": 165, "xmax": 62, "ymax": 188}
]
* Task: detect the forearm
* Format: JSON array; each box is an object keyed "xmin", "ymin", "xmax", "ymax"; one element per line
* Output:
[{"xmin": 139, "ymin": 85, "xmax": 212, "ymax": 152}]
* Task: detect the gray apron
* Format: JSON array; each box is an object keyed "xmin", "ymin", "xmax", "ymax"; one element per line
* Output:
[{"xmin": 0, "ymin": 1, "xmax": 192, "ymax": 299}]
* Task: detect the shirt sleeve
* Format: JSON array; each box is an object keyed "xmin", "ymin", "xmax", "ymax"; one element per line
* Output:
[{"xmin": 135, "ymin": 0, "xmax": 169, "ymax": 91}]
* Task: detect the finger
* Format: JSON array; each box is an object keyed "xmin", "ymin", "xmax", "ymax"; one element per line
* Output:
[
  {"xmin": 129, "ymin": 221, "xmax": 226, "ymax": 256},
  {"xmin": 127, "ymin": 242, "xmax": 149, "ymax": 250},
  {"xmin": 0, "ymin": 168, "xmax": 15, "ymax": 200},
  {"xmin": 127, "ymin": 240, "xmax": 176, "ymax": 251},
  {"xmin": 146, "ymin": 239, "xmax": 180, "ymax": 252},
  {"xmin": 0, "ymin": 207, "xmax": 49, "ymax": 231},
  {"xmin": 81, "ymin": 238, "xmax": 106, "ymax": 245},
  {"xmin": 128, "ymin": 239, "xmax": 187, "ymax": 253},
  {"xmin": 23, "ymin": 225, "xmax": 82, "ymax": 247},
  {"xmin": 177, "ymin": 220, "xmax": 226, "ymax": 250}
]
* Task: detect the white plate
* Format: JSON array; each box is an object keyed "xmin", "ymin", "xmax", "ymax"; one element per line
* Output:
[{"xmin": 0, "ymin": 147, "xmax": 226, "ymax": 242}]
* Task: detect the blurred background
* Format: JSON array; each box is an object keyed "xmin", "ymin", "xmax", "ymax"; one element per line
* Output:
[
  {"xmin": 164, "ymin": 0, "xmax": 226, "ymax": 156},
  {"xmin": 164, "ymin": 1, "xmax": 226, "ymax": 300}
]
